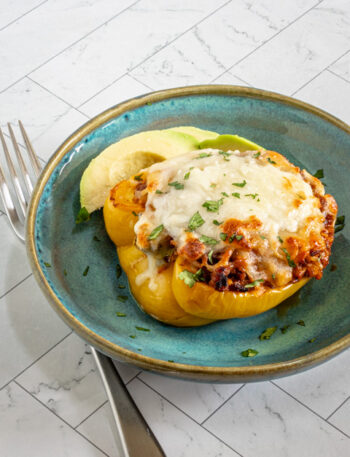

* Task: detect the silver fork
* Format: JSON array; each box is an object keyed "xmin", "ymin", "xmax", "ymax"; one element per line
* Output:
[{"xmin": 0, "ymin": 121, "xmax": 165, "ymax": 457}]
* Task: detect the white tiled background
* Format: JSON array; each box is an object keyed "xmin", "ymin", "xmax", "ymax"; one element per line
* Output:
[{"xmin": 0, "ymin": 1, "xmax": 349, "ymax": 456}]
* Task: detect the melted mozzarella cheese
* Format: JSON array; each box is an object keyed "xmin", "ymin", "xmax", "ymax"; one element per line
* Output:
[{"xmin": 134, "ymin": 149, "xmax": 322, "ymax": 253}]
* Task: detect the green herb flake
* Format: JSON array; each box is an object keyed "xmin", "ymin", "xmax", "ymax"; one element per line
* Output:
[
  {"xmin": 116, "ymin": 312, "xmax": 126, "ymax": 317},
  {"xmin": 132, "ymin": 211, "xmax": 138, "ymax": 217},
  {"xmin": 44, "ymin": 262, "xmax": 51, "ymax": 268},
  {"xmin": 135, "ymin": 326, "xmax": 150, "ymax": 332},
  {"xmin": 188, "ymin": 211, "xmax": 205, "ymax": 231},
  {"xmin": 308, "ymin": 338, "xmax": 316, "ymax": 343},
  {"xmin": 245, "ymin": 193, "xmax": 258, "ymax": 199},
  {"xmin": 277, "ymin": 236, "xmax": 283, "ymax": 243},
  {"xmin": 117, "ymin": 295, "xmax": 128, "ymax": 302},
  {"xmin": 208, "ymin": 250, "xmax": 214, "ymax": 264},
  {"xmin": 134, "ymin": 174, "xmax": 143, "ymax": 181},
  {"xmin": 335, "ymin": 215, "xmax": 345, "ymax": 233},
  {"xmin": 168, "ymin": 181, "xmax": 184, "ymax": 190},
  {"xmin": 148, "ymin": 224, "xmax": 164, "ymax": 240},
  {"xmin": 118, "ymin": 285, "xmax": 126, "ymax": 289},
  {"xmin": 241, "ymin": 349, "xmax": 258, "ymax": 357},
  {"xmin": 63, "ymin": 269, "xmax": 67, "ymax": 276},
  {"xmin": 219, "ymin": 150, "xmax": 231, "ymax": 158},
  {"xmin": 232, "ymin": 180, "xmax": 247, "ymax": 188},
  {"xmin": 313, "ymin": 169, "xmax": 324, "ymax": 179},
  {"xmin": 297, "ymin": 320, "xmax": 305, "ymax": 326},
  {"xmin": 168, "ymin": 360, "xmax": 175, "ymax": 363},
  {"xmin": 202, "ymin": 198, "xmax": 224, "ymax": 212},
  {"xmin": 83, "ymin": 266, "xmax": 89, "ymax": 276},
  {"xmin": 245, "ymin": 279, "xmax": 264, "ymax": 289},
  {"xmin": 155, "ymin": 189, "xmax": 163, "ymax": 194},
  {"xmin": 146, "ymin": 102, "xmax": 152, "ymax": 106},
  {"xmin": 196, "ymin": 152, "xmax": 212, "ymax": 159},
  {"xmin": 253, "ymin": 152, "xmax": 261, "ymax": 158},
  {"xmin": 272, "ymin": 273, "xmax": 276, "ymax": 280},
  {"xmin": 212, "ymin": 219, "xmax": 222, "ymax": 226},
  {"xmin": 260, "ymin": 234, "xmax": 266, "ymax": 240},
  {"xmin": 282, "ymin": 248, "xmax": 296, "ymax": 267},
  {"xmin": 232, "ymin": 192, "xmax": 240, "ymax": 198},
  {"xmin": 236, "ymin": 235, "xmax": 243, "ymax": 240},
  {"xmin": 259, "ymin": 326, "xmax": 277, "ymax": 340},
  {"xmin": 129, "ymin": 335, "xmax": 136, "ymax": 339},
  {"xmin": 116, "ymin": 264, "xmax": 122, "ymax": 279},
  {"xmin": 178, "ymin": 269, "xmax": 203, "ymax": 288},
  {"xmin": 220, "ymin": 233, "xmax": 227, "ymax": 241},
  {"xmin": 76, "ymin": 207, "xmax": 90, "ymax": 224},
  {"xmin": 199, "ymin": 235, "xmax": 218, "ymax": 245},
  {"xmin": 184, "ymin": 171, "xmax": 191, "ymax": 180},
  {"xmin": 221, "ymin": 192, "xmax": 229, "ymax": 197},
  {"xmin": 280, "ymin": 325, "xmax": 290, "ymax": 334},
  {"xmin": 267, "ymin": 157, "xmax": 276, "ymax": 165}
]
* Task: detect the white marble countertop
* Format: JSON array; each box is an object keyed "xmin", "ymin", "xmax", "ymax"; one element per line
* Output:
[{"xmin": 0, "ymin": 1, "xmax": 349, "ymax": 456}]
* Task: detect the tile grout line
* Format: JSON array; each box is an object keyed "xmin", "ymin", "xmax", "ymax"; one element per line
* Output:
[
  {"xmin": 75, "ymin": 0, "xmax": 232, "ymax": 109},
  {"xmin": 201, "ymin": 383, "xmax": 246, "ymax": 426},
  {"xmin": 0, "ymin": 0, "xmax": 141, "ymax": 96},
  {"xmin": 126, "ymin": 73, "xmax": 154, "ymax": 91},
  {"xmin": 136, "ymin": 377, "xmax": 244, "ymax": 457},
  {"xmin": 326, "ymin": 68, "xmax": 350, "ymax": 86},
  {"xmin": 0, "ymin": 0, "xmax": 49, "ymax": 33},
  {"xmin": 0, "ymin": 272, "xmax": 33, "ymax": 301},
  {"xmin": 211, "ymin": 0, "xmax": 323, "ymax": 84},
  {"xmin": 326, "ymin": 395, "xmax": 350, "ymax": 421},
  {"xmin": 74, "ymin": 400, "xmax": 108, "ymax": 430},
  {"xmin": 13, "ymin": 380, "xmax": 111, "ymax": 457},
  {"xmin": 271, "ymin": 381, "xmax": 350, "ymax": 439},
  {"xmin": 0, "ymin": 331, "xmax": 73, "ymax": 392}
]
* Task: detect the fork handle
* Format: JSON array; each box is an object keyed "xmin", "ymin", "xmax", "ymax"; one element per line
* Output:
[{"xmin": 91, "ymin": 347, "xmax": 166, "ymax": 457}]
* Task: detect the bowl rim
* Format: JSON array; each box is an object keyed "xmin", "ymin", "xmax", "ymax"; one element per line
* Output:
[{"xmin": 26, "ymin": 84, "xmax": 350, "ymax": 381}]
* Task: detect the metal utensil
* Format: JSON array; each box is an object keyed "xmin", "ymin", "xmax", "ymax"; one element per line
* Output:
[{"xmin": 0, "ymin": 121, "xmax": 165, "ymax": 457}]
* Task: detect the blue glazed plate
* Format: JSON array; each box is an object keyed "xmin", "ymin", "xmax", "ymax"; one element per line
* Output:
[{"xmin": 27, "ymin": 86, "xmax": 350, "ymax": 382}]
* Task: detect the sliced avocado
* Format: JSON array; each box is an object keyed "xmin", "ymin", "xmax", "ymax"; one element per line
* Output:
[
  {"xmin": 199, "ymin": 134, "xmax": 263, "ymax": 152},
  {"xmin": 168, "ymin": 126, "xmax": 218, "ymax": 142},
  {"xmin": 80, "ymin": 130, "xmax": 199, "ymax": 213}
]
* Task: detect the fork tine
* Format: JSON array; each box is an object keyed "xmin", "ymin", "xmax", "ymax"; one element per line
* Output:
[
  {"xmin": 0, "ymin": 127, "xmax": 27, "ymax": 218},
  {"xmin": 7, "ymin": 123, "xmax": 34, "ymax": 196},
  {"xmin": 18, "ymin": 120, "xmax": 42, "ymax": 177},
  {"xmin": 0, "ymin": 161, "xmax": 25, "ymax": 240}
]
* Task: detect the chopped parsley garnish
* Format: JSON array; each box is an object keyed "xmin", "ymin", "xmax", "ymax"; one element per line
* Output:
[
  {"xmin": 63, "ymin": 269, "xmax": 67, "ymax": 276},
  {"xmin": 219, "ymin": 150, "xmax": 231, "ymax": 161},
  {"xmin": 267, "ymin": 157, "xmax": 276, "ymax": 165},
  {"xmin": 168, "ymin": 181, "xmax": 184, "ymax": 190},
  {"xmin": 308, "ymin": 338, "xmax": 316, "ymax": 343},
  {"xmin": 146, "ymin": 102, "xmax": 152, "ymax": 106},
  {"xmin": 132, "ymin": 211, "xmax": 138, "ymax": 217},
  {"xmin": 259, "ymin": 326, "xmax": 277, "ymax": 340},
  {"xmin": 213, "ymin": 219, "xmax": 222, "ymax": 226},
  {"xmin": 184, "ymin": 171, "xmax": 191, "ymax": 180},
  {"xmin": 245, "ymin": 193, "xmax": 259, "ymax": 199},
  {"xmin": 232, "ymin": 192, "xmax": 240, "ymax": 198},
  {"xmin": 44, "ymin": 262, "xmax": 51, "ymax": 268},
  {"xmin": 118, "ymin": 285, "xmax": 126, "ymax": 289},
  {"xmin": 196, "ymin": 152, "xmax": 212, "ymax": 159},
  {"xmin": 245, "ymin": 279, "xmax": 264, "ymax": 289},
  {"xmin": 253, "ymin": 152, "xmax": 261, "ymax": 158},
  {"xmin": 208, "ymin": 250, "xmax": 214, "ymax": 264},
  {"xmin": 280, "ymin": 325, "xmax": 290, "ymax": 334},
  {"xmin": 313, "ymin": 169, "xmax": 324, "ymax": 179},
  {"xmin": 76, "ymin": 207, "xmax": 90, "ymax": 224},
  {"xmin": 83, "ymin": 266, "xmax": 89, "ymax": 276},
  {"xmin": 282, "ymin": 248, "xmax": 296, "ymax": 267},
  {"xmin": 116, "ymin": 264, "xmax": 122, "ymax": 279},
  {"xmin": 260, "ymin": 234, "xmax": 266, "ymax": 240},
  {"xmin": 297, "ymin": 320, "xmax": 305, "ymax": 326},
  {"xmin": 202, "ymin": 198, "xmax": 224, "ymax": 212},
  {"xmin": 232, "ymin": 180, "xmax": 246, "ymax": 188},
  {"xmin": 135, "ymin": 326, "xmax": 150, "ymax": 332},
  {"xmin": 134, "ymin": 174, "xmax": 143, "ymax": 181},
  {"xmin": 236, "ymin": 235, "xmax": 243, "ymax": 240},
  {"xmin": 277, "ymin": 236, "xmax": 283, "ymax": 243},
  {"xmin": 116, "ymin": 312, "xmax": 126, "ymax": 317},
  {"xmin": 220, "ymin": 233, "xmax": 227, "ymax": 241},
  {"xmin": 241, "ymin": 349, "xmax": 258, "ymax": 357},
  {"xmin": 335, "ymin": 215, "xmax": 345, "ymax": 233},
  {"xmin": 229, "ymin": 234, "xmax": 243, "ymax": 242},
  {"xmin": 148, "ymin": 224, "xmax": 164, "ymax": 240},
  {"xmin": 210, "ymin": 183, "xmax": 217, "ymax": 188},
  {"xmin": 155, "ymin": 189, "xmax": 163, "ymax": 194},
  {"xmin": 221, "ymin": 192, "xmax": 229, "ymax": 197},
  {"xmin": 272, "ymin": 273, "xmax": 276, "ymax": 280},
  {"xmin": 129, "ymin": 335, "xmax": 136, "ymax": 339},
  {"xmin": 199, "ymin": 235, "xmax": 218, "ymax": 245},
  {"xmin": 117, "ymin": 295, "xmax": 128, "ymax": 302},
  {"xmin": 93, "ymin": 235, "xmax": 101, "ymax": 242},
  {"xmin": 168, "ymin": 360, "xmax": 175, "ymax": 363},
  {"xmin": 178, "ymin": 269, "xmax": 203, "ymax": 288},
  {"xmin": 188, "ymin": 211, "xmax": 205, "ymax": 231}
]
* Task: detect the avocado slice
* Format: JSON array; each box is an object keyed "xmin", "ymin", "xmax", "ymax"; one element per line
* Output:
[
  {"xmin": 198, "ymin": 134, "xmax": 263, "ymax": 152},
  {"xmin": 80, "ymin": 130, "xmax": 200, "ymax": 213},
  {"xmin": 168, "ymin": 126, "xmax": 218, "ymax": 142}
]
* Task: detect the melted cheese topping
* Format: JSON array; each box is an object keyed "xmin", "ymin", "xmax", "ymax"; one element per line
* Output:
[{"xmin": 134, "ymin": 149, "xmax": 323, "ymax": 257}]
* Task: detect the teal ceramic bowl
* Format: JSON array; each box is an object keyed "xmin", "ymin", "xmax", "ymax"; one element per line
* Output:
[{"xmin": 27, "ymin": 86, "xmax": 350, "ymax": 382}]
